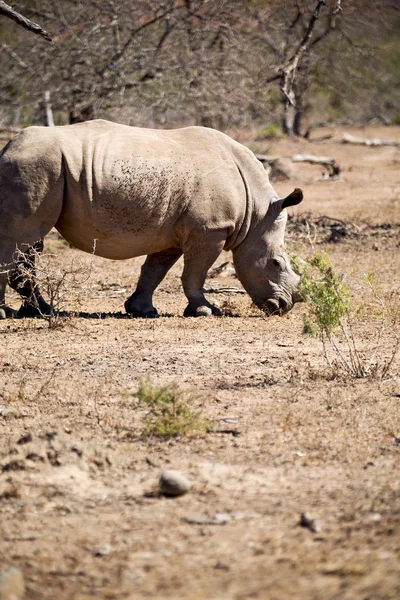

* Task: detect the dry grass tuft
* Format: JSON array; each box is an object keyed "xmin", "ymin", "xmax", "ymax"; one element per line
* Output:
[{"xmin": 137, "ymin": 379, "xmax": 211, "ymax": 439}]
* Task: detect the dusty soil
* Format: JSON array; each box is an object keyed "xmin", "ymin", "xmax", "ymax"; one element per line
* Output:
[{"xmin": 1, "ymin": 126, "xmax": 399, "ymax": 600}]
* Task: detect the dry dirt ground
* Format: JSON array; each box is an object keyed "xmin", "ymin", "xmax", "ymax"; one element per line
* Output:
[{"xmin": 0, "ymin": 126, "xmax": 399, "ymax": 600}]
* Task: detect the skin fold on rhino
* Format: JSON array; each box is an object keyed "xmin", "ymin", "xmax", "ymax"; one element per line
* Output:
[{"xmin": 0, "ymin": 120, "xmax": 303, "ymax": 318}]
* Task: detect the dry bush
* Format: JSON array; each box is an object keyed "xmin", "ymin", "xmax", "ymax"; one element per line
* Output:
[{"xmin": 10, "ymin": 242, "xmax": 96, "ymax": 327}]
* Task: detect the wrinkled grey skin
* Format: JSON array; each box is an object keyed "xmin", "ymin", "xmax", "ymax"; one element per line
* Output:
[{"xmin": 0, "ymin": 120, "xmax": 303, "ymax": 318}]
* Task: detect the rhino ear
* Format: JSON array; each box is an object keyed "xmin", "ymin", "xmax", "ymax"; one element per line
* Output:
[{"xmin": 280, "ymin": 188, "xmax": 303, "ymax": 210}]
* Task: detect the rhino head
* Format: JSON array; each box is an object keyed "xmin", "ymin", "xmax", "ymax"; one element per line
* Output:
[{"xmin": 232, "ymin": 188, "xmax": 303, "ymax": 316}]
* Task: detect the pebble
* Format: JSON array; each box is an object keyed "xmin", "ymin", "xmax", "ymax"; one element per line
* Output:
[
  {"xmin": 0, "ymin": 309, "xmax": 6, "ymax": 320},
  {"xmin": 300, "ymin": 512, "xmax": 322, "ymax": 533},
  {"xmin": 159, "ymin": 470, "xmax": 190, "ymax": 497},
  {"xmin": 91, "ymin": 544, "xmax": 112, "ymax": 557},
  {"xmin": 0, "ymin": 567, "xmax": 25, "ymax": 600}
]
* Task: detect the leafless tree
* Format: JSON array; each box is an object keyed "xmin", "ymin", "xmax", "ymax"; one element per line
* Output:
[{"xmin": 0, "ymin": 0, "xmax": 398, "ymax": 132}]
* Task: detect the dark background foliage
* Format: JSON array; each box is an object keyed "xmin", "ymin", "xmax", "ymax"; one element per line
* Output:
[{"xmin": 1, "ymin": 0, "xmax": 399, "ymax": 134}]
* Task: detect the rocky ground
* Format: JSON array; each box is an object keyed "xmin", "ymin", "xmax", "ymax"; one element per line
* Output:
[{"xmin": 0, "ymin": 126, "xmax": 399, "ymax": 600}]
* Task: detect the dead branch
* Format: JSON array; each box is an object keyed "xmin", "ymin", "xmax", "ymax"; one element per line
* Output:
[
  {"xmin": 291, "ymin": 153, "xmax": 340, "ymax": 176},
  {"xmin": 99, "ymin": 4, "xmax": 183, "ymax": 78},
  {"xmin": 316, "ymin": 215, "xmax": 360, "ymax": 231},
  {"xmin": 279, "ymin": 0, "xmax": 327, "ymax": 133},
  {"xmin": 342, "ymin": 132, "xmax": 400, "ymax": 147},
  {"xmin": 0, "ymin": 1, "xmax": 52, "ymax": 41},
  {"xmin": 203, "ymin": 286, "xmax": 246, "ymax": 294},
  {"xmin": 1, "ymin": 42, "xmax": 37, "ymax": 75},
  {"xmin": 207, "ymin": 261, "xmax": 232, "ymax": 278},
  {"xmin": 255, "ymin": 153, "xmax": 340, "ymax": 178}
]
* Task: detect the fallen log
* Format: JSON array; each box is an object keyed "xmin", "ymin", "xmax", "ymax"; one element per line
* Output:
[
  {"xmin": 291, "ymin": 153, "xmax": 340, "ymax": 177},
  {"xmin": 255, "ymin": 153, "xmax": 340, "ymax": 178},
  {"xmin": 342, "ymin": 132, "xmax": 400, "ymax": 147}
]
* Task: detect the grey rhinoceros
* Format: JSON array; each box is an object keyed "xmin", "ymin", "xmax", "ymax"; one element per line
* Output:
[{"xmin": 0, "ymin": 119, "xmax": 303, "ymax": 318}]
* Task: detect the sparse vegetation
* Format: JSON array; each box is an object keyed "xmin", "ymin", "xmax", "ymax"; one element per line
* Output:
[
  {"xmin": 257, "ymin": 123, "xmax": 282, "ymax": 139},
  {"xmin": 1, "ymin": 2, "xmax": 399, "ymax": 132},
  {"xmin": 137, "ymin": 379, "xmax": 211, "ymax": 439},
  {"xmin": 10, "ymin": 242, "xmax": 95, "ymax": 328},
  {"xmin": 294, "ymin": 250, "xmax": 398, "ymax": 379}
]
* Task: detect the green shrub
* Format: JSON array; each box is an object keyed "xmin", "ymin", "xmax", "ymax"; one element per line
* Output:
[
  {"xmin": 299, "ymin": 251, "xmax": 350, "ymax": 336},
  {"xmin": 292, "ymin": 250, "xmax": 397, "ymax": 379},
  {"xmin": 257, "ymin": 123, "xmax": 282, "ymax": 139}
]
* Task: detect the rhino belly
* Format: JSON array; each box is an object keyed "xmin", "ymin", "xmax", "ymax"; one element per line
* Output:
[
  {"xmin": 55, "ymin": 194, "xmax": 179, "ymax": 260},
  {"xmin": 56, "ymin": 153, "xmax": 190, "ymax": 259}
]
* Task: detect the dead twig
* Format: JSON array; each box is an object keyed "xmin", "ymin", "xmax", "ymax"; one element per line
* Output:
[{"xmin": 203, "ymin": 286, "xmax": 246, "ymax": 294}]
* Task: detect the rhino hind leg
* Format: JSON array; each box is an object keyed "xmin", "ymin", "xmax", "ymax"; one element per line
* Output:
[
  {"xmin": 125, "ymin": 248, "xmax": 182, "ymax": 317},
  {"xmin": 0, "ymin": 280, "xmax": 17, "ymax": 318},
  {"xmin": 0, "ymin": 241, "xmax": 19, "ymax": 318},
  {"xmin": 8, "ymin": 240, "xmax": 52, "ymax": 318},
  {"xmin": 182, "ymin": 230, "xmax": 226, "ymax": 317}
]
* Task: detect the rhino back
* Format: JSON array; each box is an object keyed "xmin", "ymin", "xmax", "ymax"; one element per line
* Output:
[
  {"xmin": 56, "ymin": 121, "xmax": 260, "ymax": 257},
  {"xmin": 2, "ymin": 121, "xmax": 272, "ymax": 259}
]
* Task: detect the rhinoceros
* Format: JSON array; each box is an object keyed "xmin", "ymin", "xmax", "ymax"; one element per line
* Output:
[{"xmin": 0, "ymin": 120, "xmax": 303, "ymax": 318}]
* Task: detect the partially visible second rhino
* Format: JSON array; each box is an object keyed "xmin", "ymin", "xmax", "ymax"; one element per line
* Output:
[{"xmin": 0, "ymin": 120, "xmax": 303, "ymax": 318}]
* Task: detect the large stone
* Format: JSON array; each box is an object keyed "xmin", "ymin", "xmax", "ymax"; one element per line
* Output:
[{"xmin": 159, "ymin": 470, "xmax": 191, "ymax": 497}]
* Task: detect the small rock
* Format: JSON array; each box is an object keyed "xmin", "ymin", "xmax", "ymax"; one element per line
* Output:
[
  {"xmin": 91, "ymin": 544, "xmax": 112, "ymax": 557},
  {"xmin": 17, "ymin": 433, "xmax": 32, "ymax": 445},
  {"xmin": 300, "ymin": 512, "xmax": 322, "ymax": 533},
  {"xmin": 370, "ymin": 513, "xmax": 382, "ymax": 522},
  {"xmin": 0, "ymin": 567, "xmax": 25, "ymax": 600},
  {"xmin": 394, "ymin": 434, "xmax": 400, "ymax": 444},
  {"xmin": 214, "ymin": 561, "xmax": 230, "ymax": 571},
  {"xmin": 0, "ymin": 309, "xmax": 6, "ymax": 320},
  {"xmin": 159, "ymin": 470, "xmax": 190, "ymax": 497}
]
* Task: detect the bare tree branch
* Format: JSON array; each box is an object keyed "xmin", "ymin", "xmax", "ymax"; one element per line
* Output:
[
  {"xmin": 99, "ymin": 3, "xmax": 183, "ymax": 78},
  {"xmin": 0, "ymin": 1, "xmax": 52, "ymax": 41},
  {"xmin": 1, "ymin": 42, "xmax": 37, "ymax": 75},
  {"xmin": 271, "ymin": 0, "xmax": 328, "ymax": 134}
]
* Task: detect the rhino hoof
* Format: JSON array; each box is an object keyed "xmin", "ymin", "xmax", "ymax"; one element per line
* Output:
[
  {"xmin": 0, "ymin": 305, "xmax": 18, "ymax": 319},
  {"xmin": 184, "ymin": 304, "xmax": 220, "ymax": 317},
  {"xmin": 17, "ymin": 304, "xmax": 44, "ymax": 318},
  {"xmin": 126, "ymin": 307, "xmax": 159, "ymax": 319}
]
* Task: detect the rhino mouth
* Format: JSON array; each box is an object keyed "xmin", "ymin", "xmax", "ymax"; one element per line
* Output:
[{"xmin": 260, "ymin": 297, "xmax": 293, "ymax": 316}]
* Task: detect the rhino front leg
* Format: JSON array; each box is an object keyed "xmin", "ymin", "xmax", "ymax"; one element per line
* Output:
[
  {"xmin": 8, "ymin": 240, "xmax": 52, "ymax": 318},
  {"xmin": 125, "ymin": 248, "xmax": 183, "ymax": 317},
  {"xmin": 182, "ymin": 231, "xmax": 226, "ymax": 317}
]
